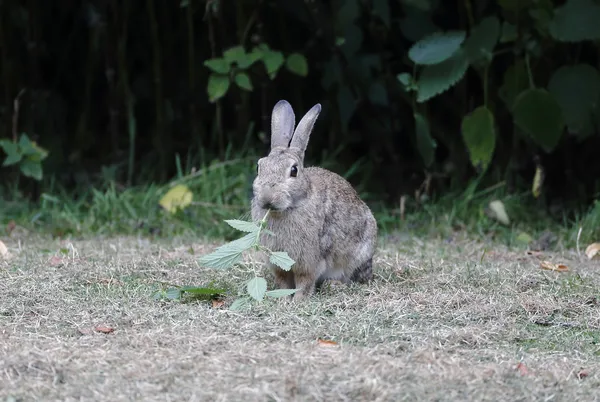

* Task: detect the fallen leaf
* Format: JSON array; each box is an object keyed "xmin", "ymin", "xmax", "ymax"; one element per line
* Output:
[
  {"xmin": 6, "ymin": 220, "xmax": 16, "ymax": 235},
  {"xmin": 317, "ymin": 338, "xmax": 338, "ymax": 347},
  {"xmin": 540, "ymin": 260, "xmax": 569, "ymax": 272},
  {"xmin": 159, "ymin": 184, "xmax": 193, "ymax": 214},
  {"xmin": 585, "ymin": 243, "xmax": 600, "ymax": 260},
  {"xmin": 516, "ymin": 362, "xmax": 529, "ymax": 376},
  {"xmin": 488, "ymin": 200, "xmax": 510, "ymax": 225},
  {"xmin": 211, "ymin": 299, "xmax": 225, "ymax": 309},
  {"xmin": 516, "ymin": 232, "xmax": 533, "ymax": 245},
  {"xmin": 95, "ymin": 326, "xmax": 115, "ymax": 334},
  {"xmin": 577, "ymin": 369, "xmax": 589, "ymax": 379},
  {"xmin": 0, "ymin": 240, "xmax": 9, "ymax": 259}
]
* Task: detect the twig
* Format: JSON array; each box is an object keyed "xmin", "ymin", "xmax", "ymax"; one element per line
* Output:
[{"xmin": 576, "ymin": 226, "xmax": 583, "ymax": 258}]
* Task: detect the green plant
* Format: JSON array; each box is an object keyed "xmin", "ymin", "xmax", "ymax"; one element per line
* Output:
[
  {"xmin": 204, "ymin": 44, "xmax": 308, "ymax": 102},
  {"xmin": 198, "ymin": 211, "xmax": 298, "ymax": 310},
  {"xmin": 0, "ymin": 133, "xmax": 49, "ymax": 181}
]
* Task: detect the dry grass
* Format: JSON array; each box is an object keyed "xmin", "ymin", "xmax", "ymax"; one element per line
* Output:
[{"xmin": 1, "ymin": 231, "xmax": 599, "ymax": 401}]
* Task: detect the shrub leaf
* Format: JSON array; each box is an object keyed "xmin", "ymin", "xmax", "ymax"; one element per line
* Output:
[
  {"xmin": 512, "ymin": 88, "xmax": 565, "ymax": 152},
  {"xmin": 265, "ymin": 289, "xmax": 298, "ymax": 298},
  {"xmin": 246, "ymin": 277, "xmax": 267, "ymax": 301},
  {"xmin": 159, "ymin": 184, "xmax": 193, "ymax": 214},
  {"xmin": 547, "ymin": 63, "xmax": 600, "ymax": 138},
  {"xmin": 285, "ymin": 53, "xmax": 309, "ymax": 77},
  {"xmin": 549, "ymin": 0, "xmax": 600, "ymax": 42},
  {"xmin": 234, "ymin": 72, "xmax": 253, "ymax": 91},
  {"xmin": 207, "ymin": 74, "xmax": 230, "ymax": 102},
  {"xmin": 408, "ymin": 30, "xmax": 466, "ymax": 65},
  {"xmin": 204, "ymin": 58, "xmax": 230, "ymax": 74},
  {"xmin": 461, "ymin": 106, "xmax": 496, "ymax": 170},
  {"xmin": 198, "ymin": 232, "xmax": 256, "ymax": 269},
  {"xmin": 225, "ymin": 219, "xmax": 260, "ymax": 233},
  {"xmin": 499, "ymin": 60, "xmax": 529, "ymax": 109},
  {"xmin": 464, "ymin": 16, "xmax": 500, "ymax": 64},
  {"xmin": 269, "ymin": 251, "xmax": 295, "ymax": 271},
  {"xmin": 417, "ymin": 49, "xmax": 469, "ymax": 102}
]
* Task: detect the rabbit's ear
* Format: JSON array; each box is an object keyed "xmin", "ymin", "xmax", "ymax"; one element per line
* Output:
[
  {"xmin": 270, "ymin": 100, "xmax": 296, "ymax": 149},
  {"xmin": 290, "ymin": 103, "xmax": 321, "ymax": 154}
]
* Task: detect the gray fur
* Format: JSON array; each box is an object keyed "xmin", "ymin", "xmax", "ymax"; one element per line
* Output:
[
  {"xmin": 251, "ymin": 100, "xmax": 378, "ymax": 302},
  {"xmin": 270, "ymin": 100, "xmax": 296, "ymax": 149}
]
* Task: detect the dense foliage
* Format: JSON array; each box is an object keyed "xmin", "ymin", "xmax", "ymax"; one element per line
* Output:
[{"xmin": 1, "ymin": 0, "xmax": 599, "ymax": 209}]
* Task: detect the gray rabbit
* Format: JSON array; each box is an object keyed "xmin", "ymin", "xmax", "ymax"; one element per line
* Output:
[{"xmin": 250, "ymin": 100, "xmax": 378, "ymax": 301}]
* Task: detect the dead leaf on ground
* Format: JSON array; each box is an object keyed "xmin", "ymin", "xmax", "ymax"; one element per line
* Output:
[
  {"xmin": 211, "ymin": 299, "xmax": 225, "ymax": 309},
  {"xmin": 526, "ymin": 250, "xmax": 544, "ymax": 258},
  {"xmin": 317, "ymin": 338, "xmax": 338, "ymax": 347},
  {"xmin": 516, "ymin": 362, "xmax": 529, "ymax": 376},
  {"xmin": 577, "ymin": 369, "xmax": 589, "ymax": 379},
  {"xmin": 6, "ymin": 220, "xmax": 16, "ymax": 235},
  {"xmin": 95, "ymin": 326, "xmax": 115, "ymax": 334},
  {"xmin": 488, "ymin": 200, "xmax": 510, "ymax": 225},
  {"xmin": 540, "ymin": 260, "xmax": 569, "ymax": 272},
  {"xmin": 48, "ymin": 255, "xmax": 66, "ymax": 267},
  {"xmin": 585, "ymin": 243, "xmax": 600, "ymax": 260},
  {"xmin": 0, "ymin": 240, "xmax": 9, "ymax": 259}
]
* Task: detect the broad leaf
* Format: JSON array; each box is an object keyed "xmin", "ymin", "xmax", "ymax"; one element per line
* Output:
[
  {"xmin": 225, "ymin": 219, "xmax": 260, "ymax": 233},
  {"xmin": 234, "ymin": 72, "xmax": 253, "ymax": 91},
  {"xmin": 549, "ymin": 0, "xmax": 600, "ymax": 42},
  {"xmin": 166, "ymin": 288, "xmax": 182, "ymax": 300},
  {"xmin": 499, "ymin": 60, "xmax": 530, "ymax": 109},
  {"xmin": 246, "ymin": 277, "xmax": 267, "ymax": 301},
  {"xmin": 159, "ymin": 184, "xmax": 193, "ymax": 214},
  {"xmin": 261, "ymin": 49, "xmax": 285, "ymax": 79},
  {"xmin": 464, "ymin": 16, "xmax": 500, "ymax": 64},
  {"xmin": 500, "ymin": 21, "xmax": 518, "ymax": 43},
  {"xmin": 414, "ymin": 113, "xmax": 436, "ymax": 167},
  {"xmin": 417, "ymin": 49, "xmax": 469, "ymax": 102},
  {"xmin": 461, "ymin": 106, "xmax": 496, "ymax": 170},
  {"xmin": 512, "ymin": 88, "xmax": 565, "ymax": 152},
  {"xmin": 547, "ymin": 63, "xmax": 600, "ymax": 138},
  {"xmin": 204, "ymin": 58, "xmax": 230, "ymax": 74},
  {"xmin": 223, "ymin": 46, "xmax": 246, "ymax": 64},
  {"xmin": 285, "ymin": 53, "xmax": 308, "ymax": 77},
  {"xmin": 198, "ymin": 232, "xmax": 257, "ymax": 269},
  {"xmin": 179, "ymin": 286, "xmax": 227, "ymax": 295},
  {"xmin": 408, "ymin": 30, "xmax": 466, "ymax": 65},
  {"xmin": 372, "ymin": 0, "xmax": 390, "ymax": 27},
  {"xmin": 0, "ymin": 140, "xmax": 21, "ymax": 166},
  {"xmin": 265, "ymin": 289, "xmax": 298, "ymax": 298},
  {"xmin": 269, "ymin": 251, "xmax": 295, "ymax": 271},
  {"xmin": 229, "ymin": 297, "xmax": 251, "ymax": 311},
  {"xmin": 19, "ymin": 160, "xmax": 43, "ymax": 180},
  {"xmin": 237, "ymin": 48, "xmax": 262, "ymax": 69},
  {"xmin": 207, "ymin": 74, "xmax": 230, "ymax": 102}
]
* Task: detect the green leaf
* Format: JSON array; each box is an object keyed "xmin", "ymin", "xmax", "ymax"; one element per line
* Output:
[
  {"xmin": 408, "ymin": 30, "xmax": 466, "ymax": 65},
  {"xmin": 500, "ymin": 21, "xmax": 518, "ymax": 43},
  {"xmin": 549, "ymin": 0, "xmax": 600, "ymax": 42},
  {"xmin": 246, "ymin": 277, "xmax": 267, "ymax": 301},
  {"xmin": 414, "ymin": 113, "xmax": 436, "ymax": 167},
  {"xmin": 224, "ymin": 219, "xmax": 260, "ymax": 233},
  {"xmin": 166, "ymin": 288, "xmax": 182, "ymax": 300},
  {"xmin": 547, "ymin": 63, "xmax": 600, "ymax": 138},
  {"xmin": 417, "ymin": 49, "xmax": 469, "ymax": 102},
  {"xmin": 499, "ymin": 60, "xmax": 530, "ymax": 109},
  {"xmin": 0, "ymin": 140, "xmax": 22, "ymax": 166},
  {"xmin": 464, "ymin": 16, "xmax": 500, "ymax": 64},
  {"xmin": 237, "ymin": 49, "xmax": 262, "ymax": 69},
  {"xmin": 204, "ymin": 58, "xmax": 230, "ymax": 74},
  {"xmin": 512, "ymin": 88, "xmax": 565, "ymax": 152},
  {"xmin": 461, "ymin": 106, "xmax": 496, "ymax": 171},
  {"xmin": 336, "ymin": 0, "xmax": 360, "ymax": 29},
  {"xmin": 285, "ymin": 53, "xmax": 309, "ymax": 77},
  {"xmin": 223, "ymin": 46, "xmax": 247, "ymax": 64},
  {"xmin": 265, "ymin": 289, "xmax": 298, "ymax": 298},
  {"xmin": 397, "ymin": 73, "xmax": 412, "ymax": 87},
  {"xmin": 20, "ymin": 159, "xmax": 43, "ymax": 180},
  {"xmin": 269, "ymin": 251, "xmax": 295, "ymax": 271},
  {"xmin": 229, "ymin": 297, "xmax": 251, "ymax": 311},
  {"xmin": 234, "ymin": 72, "xmax": 253, "ymax": 91},
  {"xmin": 261, "ymin": 50, "xmax": 285, "ymax": 79},
  {"xmin": 339, "ymin": 24, "xmax": 363, "ymax": 58},
  {"xmin": 207, "ymin": 74, "xmax": 230, "ymax": 102},
  {"xmin": 198, "ymin": 232, "xmax": 256, "ymax": 269}
]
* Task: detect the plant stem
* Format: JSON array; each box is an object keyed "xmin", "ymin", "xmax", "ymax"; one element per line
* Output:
[{"xmin": 525, "ymin": 52, "xmax": 535, "ymax": 89}]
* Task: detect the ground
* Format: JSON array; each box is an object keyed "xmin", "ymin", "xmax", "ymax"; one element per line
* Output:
[{"xmin": 1, "ymin": 231, "xmax": 599, "ymax": 401}]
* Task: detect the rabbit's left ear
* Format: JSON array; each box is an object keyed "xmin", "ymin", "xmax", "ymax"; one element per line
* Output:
[{"xmin": 290, "ymin": 103, "xmax": 321, "ymax": 155}]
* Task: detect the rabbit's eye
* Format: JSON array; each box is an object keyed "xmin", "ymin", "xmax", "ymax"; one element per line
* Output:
[{"xmin": 290, "ymin": 165, "xmax": 298, "ymax": 177}]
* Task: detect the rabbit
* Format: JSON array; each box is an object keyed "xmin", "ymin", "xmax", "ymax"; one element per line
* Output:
[{"xmin": 250, "ymin": 99, "xmax": 378, "ymax": 301}]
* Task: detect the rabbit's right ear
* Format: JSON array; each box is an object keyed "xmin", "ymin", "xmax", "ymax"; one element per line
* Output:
[{"xmin": 270, "ymin": 100, "xmax": 296, "ymax": 150}]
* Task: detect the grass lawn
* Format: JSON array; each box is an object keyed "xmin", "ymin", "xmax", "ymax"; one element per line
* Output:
[{"xmin": 1, "ymin": 228, "xmax": 599, "ymax": 401}]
